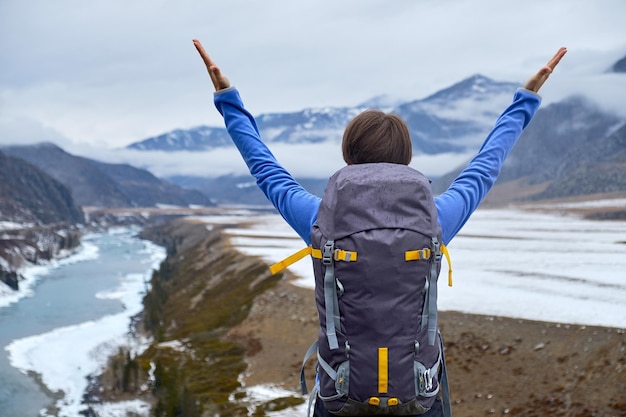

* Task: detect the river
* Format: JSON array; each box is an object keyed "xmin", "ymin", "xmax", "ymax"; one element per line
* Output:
[{"xmin": 0, "ymin": 228, "xmax": 165, "ymax": 417}]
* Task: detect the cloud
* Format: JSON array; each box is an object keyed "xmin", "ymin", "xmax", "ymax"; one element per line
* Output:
[
  {"xmin": 72, "ymin": 141, "xmax": 476, "ymax": 181},
  {"xmin": 85, "ymin": 144, "xmax": 346, "ymax": 179},
  {"xmin": 0, "ymin": 115, "xmax": 68, "ymax": 146},
  {"xmin": 1, "ymin": 0, "xmax": 625, "ymax": 150}
]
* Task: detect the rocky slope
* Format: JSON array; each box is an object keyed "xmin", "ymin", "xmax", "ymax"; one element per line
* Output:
[
  {"xmin": 0, "ymin": 150, "xmax": 84, "ymax": 225},
  {"xmin": 0, "ymin": 150, "xmax": 84, "ymax": 289}
]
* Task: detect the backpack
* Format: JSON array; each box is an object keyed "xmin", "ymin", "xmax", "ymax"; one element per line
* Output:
[{"xmin": 271, "ymin": 163, "xmax": 452, "ymax": 417}]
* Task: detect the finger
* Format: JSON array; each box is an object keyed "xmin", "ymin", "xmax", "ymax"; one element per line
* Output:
[
  {"xmin": 193, "ymin": 39, "xmax": 221, "ymax": 90},
  {"xmin": 192, "ymin": 39, "xmax": 214, "ymax": 69},
  {"xmin": 546, "ymin": 47, "xmax": 567, "ymax": 71}
]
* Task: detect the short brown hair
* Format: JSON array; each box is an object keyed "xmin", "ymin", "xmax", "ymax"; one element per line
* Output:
[{"xmin": 341, "ymin": 110, "xmax": 412, "ymax": 165}]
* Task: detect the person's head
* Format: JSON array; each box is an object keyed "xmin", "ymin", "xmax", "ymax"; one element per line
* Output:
[{"xmin": 342, "ymin": 110, "xmax": 412, "ymax": 165}]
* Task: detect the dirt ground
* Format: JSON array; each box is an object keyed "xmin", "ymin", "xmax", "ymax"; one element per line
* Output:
[{"xmin": 228, "ymin": 272, "xmax": 626, "ymax": 417}]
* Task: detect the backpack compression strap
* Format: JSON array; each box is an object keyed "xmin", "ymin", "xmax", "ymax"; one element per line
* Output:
[
  {"xmin": 405, "ymin": 243, "xmax": 453, "ymax": 286},
  {"xmin": 270, "ymin": 243, "xmax": 451, "ymax": 285},
  {"xmin": 268, "ymin": 245, "xmax": 357, "ymax": 275}
]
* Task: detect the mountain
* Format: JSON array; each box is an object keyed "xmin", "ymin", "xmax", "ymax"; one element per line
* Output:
[
  {"xmin": 129, "ymin": 74, "xmax": 527, "ymax": 204},
  {"xmin": 394, "ymin": 75, "xmax": 519, "ymax": 153},
  {"xmin": 123, "ymin": 74, "xmax": 625, "ymax": 205},
  {"xmin": 1, "ymin": 143, "xmax": 212, "ymax": 208},
  {"xmin": 610, "ymin": 54, "xmax": 626, "ymax": 73},
  {"xmin": 127, "ymin": 127, "xmax": 233, "ymax": 152},
  {"xmin": 90, "ymin": 160, "xmax": 212, "ymax": 208},
  {"xmin": 0, "ymin": 150, "xmax": 84, "ymax": 286},
  {"xmin": 0, "ymin": 150, "xmax": 84, "ymax": 225},
  {"xmin": 432, "ymin": 95, "xmax": 626, "ymax": 202},
  {"xmin": 127, "ymin": 74, "xmax": 519, "ymax": 155}
]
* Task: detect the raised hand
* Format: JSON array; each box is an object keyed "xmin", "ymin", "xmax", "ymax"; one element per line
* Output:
[
  {"xmin": 193, "ymin": 39, "xmax": 231, "ymax": 91},
  {"xmin": 524, "ymin": 47, "xmax": 567, "ymax": 93}
]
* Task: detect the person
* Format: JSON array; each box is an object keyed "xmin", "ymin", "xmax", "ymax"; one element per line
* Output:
[{"xmin": 192, "ymin": 39, "xmax": 566, "ymax": 417}]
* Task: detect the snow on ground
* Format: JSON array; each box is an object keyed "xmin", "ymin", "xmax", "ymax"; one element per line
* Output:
[
  {"xmin": 87, "ymin": 399, "xmax": 152, "ymax": 417},
  {"xmin": 214, "ymin": 205, "xmax": 626, "ymax": 328}
]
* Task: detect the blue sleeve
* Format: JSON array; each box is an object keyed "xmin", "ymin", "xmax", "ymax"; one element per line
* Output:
[
  {"xmin": 213, "ymin": 87, "xmax": 320, "ymax": 245},
  {"xmin": 435, "ymin": 88, "xmax": 542, "ymax": 245}
]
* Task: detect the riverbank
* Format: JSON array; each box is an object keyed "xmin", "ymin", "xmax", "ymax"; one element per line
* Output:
[{"xmin": 0, "ymin": 222, "xmax": 82, "ymax": 294}]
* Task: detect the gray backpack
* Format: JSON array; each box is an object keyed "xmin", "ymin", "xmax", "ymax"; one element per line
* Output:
[{"xmin": 271, "ymin": 163, "xmax": 452, "ymax": 416}]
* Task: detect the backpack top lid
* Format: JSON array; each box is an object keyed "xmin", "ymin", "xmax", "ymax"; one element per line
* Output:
[{"xmin": 316, "ymin": 163, "xmax": 440, "ymax": 240}]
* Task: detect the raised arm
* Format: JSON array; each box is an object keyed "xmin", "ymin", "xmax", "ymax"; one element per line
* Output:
[
  {"xmin": 435, "ymin": 47, "xmax": 567, "ymax": 244},
  {"xmin": 193, "ymin": 39, "xmax": 320, "ymax": 244}
]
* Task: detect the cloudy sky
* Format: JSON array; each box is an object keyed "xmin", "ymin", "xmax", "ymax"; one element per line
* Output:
[{"xmin": 1, "ymin": 0, "xmax": 625, "ymax": 177}]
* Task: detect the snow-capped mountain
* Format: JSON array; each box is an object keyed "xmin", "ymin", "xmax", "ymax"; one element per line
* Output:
[
  {"xmin": 395, "ymin": 74, "xmax": 519, "ymax": 153},
  {"xmin": 127, "ymin": 74, "xmax": 520, "ymax": 155}
]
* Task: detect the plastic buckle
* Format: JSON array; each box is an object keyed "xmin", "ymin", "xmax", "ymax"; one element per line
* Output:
[
  {"xmin": 431, "ymin": 241, "xmax": 442, "ymax": 262},
  {"xmin": 322, "ymin": 241, "xmax": 334, "ymax": 265}
]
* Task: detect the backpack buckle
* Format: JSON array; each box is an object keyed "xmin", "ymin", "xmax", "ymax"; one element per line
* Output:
[
  {"xmin": 431, "ymin": 238, "xmax": 442, "ymax": 262},
  {"xmin": 322, "ymin": 241, "xmax": 335, "ymax": 265}
]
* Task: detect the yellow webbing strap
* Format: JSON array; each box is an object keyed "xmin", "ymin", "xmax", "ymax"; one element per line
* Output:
[
  {"xmin": 269, "ymin": 243, "xmax": 451, "ymax": 284},
  {"xmin": 405, "ymin": 244, "xmax": 453, "ymax": 286},
  {"xmin": 441, "ymin": 243, "xmax": 453, "ymax": 287},
  {"xmin": 268, "ymin": 245, "xmax": 358, "ymax": 275},
  {"xmin": 334, "ymin": 249, "xmax": 358, "ymax": 262},
  {"xmin": 404, "ymin": 248, "xmax": 431, "ymax": 261},
  {"xmin": 269, "ymin": 246, "xmax": 312, "ymax": 275},
  {"xmin": 378, "ymin": 347, "xmax": 389, "ymax": 393}
]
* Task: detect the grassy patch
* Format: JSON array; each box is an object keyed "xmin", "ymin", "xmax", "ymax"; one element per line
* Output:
[{"xmin": 137, "ymin": 220, "xmax": 282, "ymax": 416}]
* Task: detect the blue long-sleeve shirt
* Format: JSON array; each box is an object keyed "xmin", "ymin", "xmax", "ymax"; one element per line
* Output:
[{"xmin": 214, "ymin": 87, "xmax": 541, "ymax": 245}]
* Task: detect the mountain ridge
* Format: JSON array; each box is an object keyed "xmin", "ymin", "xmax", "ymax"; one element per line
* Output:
[
  {"xmin": 0, "ymin": 149, "xmax": 84, "ymax": 225},
  {"xmin": 127, "ymin": 74, "xmax": 519, "ymax": 155},
  {"xmin": 1, "ymin": 143, "xmax": 213, "ymax": 209}
]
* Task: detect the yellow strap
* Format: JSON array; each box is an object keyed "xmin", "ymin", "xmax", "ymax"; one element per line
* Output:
[
  {"xmin": 378, "ymin": 347, "xmax": 388, "ymax": 393},
  {"xmin": 406, "ymin": 244, "xmax": 453, "ymax": 286},
  {"xmin": 441, "ymin": 243, "xmax": 453, "ymax": 287},
  {"xmin": 270, "ymin": 243, "xmax": 452, "ymax": 286},
  {"xmin": 404, "ymin": 248, "xmax": 431, "ymax": 261},
  {"xmin": 334, "ymin": 249, "xmax": 357, "ymax": 262},
  {"xmin": 269, "ymin": 246, "xmax": 312, "ymax": 275}
]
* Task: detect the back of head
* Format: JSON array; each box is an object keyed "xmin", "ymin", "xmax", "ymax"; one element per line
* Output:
[{"xmin": 342, "ymin": 110, "xmax": 412, "ymax": 165}]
